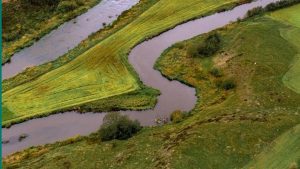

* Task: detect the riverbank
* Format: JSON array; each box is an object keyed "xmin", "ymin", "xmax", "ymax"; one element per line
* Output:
[
  {"xmin": 2, "ymin": 0, "xmax": 245, "ymax": 126},
  {"xmin": 2, "ymin": 0, "xmax": 102, "ymax": 64}
]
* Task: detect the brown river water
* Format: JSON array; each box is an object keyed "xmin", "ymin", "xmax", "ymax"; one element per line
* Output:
[{"xmin": 2, "ymin": 0, "xmax": 280, "ymax": 157}]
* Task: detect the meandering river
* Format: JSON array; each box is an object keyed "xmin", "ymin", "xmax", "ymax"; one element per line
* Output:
[{"xmin": 2, "ymin": 0, "xmax": 280, "ymax": 156}]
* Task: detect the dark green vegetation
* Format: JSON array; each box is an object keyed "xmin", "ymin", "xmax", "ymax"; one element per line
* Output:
[
  {"xmin": 2, "ymin": 0, "xmax": 101, "ymax": 64},
  {"xmin": 4, "ymin": 3, "xmax": 300, "ymax": 169},
  {"xmin": 2, "ymin": 0, "xmax": 244, "ymax": 126},
  {"xmin": 197, "ymin": 33, "xmax": 222, "ymax": 57},
  {"xmin": 187, "ymin": 33, "xmax": 222, "ymax": 58},
  {"xmin": 99, "ymin": 112, "xmax": 142, "ymax": 141},
  {"xmin": 246, "ymin": 0, "xmax": 300, "ymax": 17}
]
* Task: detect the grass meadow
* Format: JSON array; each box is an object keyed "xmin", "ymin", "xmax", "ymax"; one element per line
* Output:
[{"xmin": 269, "ymin": 4, "xmax": 300, "ymax": 93}]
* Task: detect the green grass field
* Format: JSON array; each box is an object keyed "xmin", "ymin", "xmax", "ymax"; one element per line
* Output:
[
  {"xmin": 2, "ymin": 0, "xmax": 101, "ymax": 64},
  {"xmin": 243, "ymin": 124, "xmax": 300, "ymax": 169},
  {"xmin": 269, "ymin": 4, "xmax": 300, "ymax": 93},
  {"xmin": 4, "ymin": 4, "xmax": 300, "ymax": 169},
  {"xmin": 2, "ymin": 0, "xmax": 242, "ymax": 126}
]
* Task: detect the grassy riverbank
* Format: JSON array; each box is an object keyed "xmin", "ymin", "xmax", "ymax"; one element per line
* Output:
[
  {"xmin": 2, "ymin": 0, "xmax": 101, "ymax": 64},
  {"xmin": 3, "ymin": 3, "xmax": 300, "ymax": 169},
  {"xmin": 2, "ymin": 0, "xmax": 244, "ymax": 126}
]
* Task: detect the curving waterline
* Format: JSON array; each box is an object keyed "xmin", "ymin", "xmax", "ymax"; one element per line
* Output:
[
  {"xmin": 2, "ymin": 0, "xmax": 139, "ymax": 79},
  {"xmin": 2, "ymin": 0, "xmax": 280, "ymax": 157}
]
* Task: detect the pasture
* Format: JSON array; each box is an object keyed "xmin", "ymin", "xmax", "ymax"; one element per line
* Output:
[
  {"xmin": 269, "ymin": 4, "xmax": 300, "ymax": 93},
  {"xmin": 243, "ymin": 124, "xmax": 300, "ymax": 169}
]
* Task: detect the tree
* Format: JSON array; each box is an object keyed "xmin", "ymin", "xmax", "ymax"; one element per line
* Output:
[
  {"xmin": 99, "ymin": 112, "xmax": 142, "ymax": 141},
  {"xmin": 197, "ymin": 33, "xmax": 221, "ymax": 57}
]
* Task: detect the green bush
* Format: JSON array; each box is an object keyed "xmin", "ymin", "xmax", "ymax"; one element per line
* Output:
[
  {"xmin": 246, "ymin": 7, "xmax": 264, "ymax": 18},
  {"xmin": 2, "ymin": 24, "xmax": 22, "ymax": 42},
  {"xmin": 265, "ymin": 0, "xmax": 300, "ymax": 11},
  {"xmin": 209, "ymin": 67, "xmax": 223, "ymax": 77},
  {"xmin": 197, "ymin": 33, "xmax": 221, "ymax": 57},
  {"xmin": 75, "ymin": 0, "xmax": 85, "ymax": 6},
  {"xmin": 99, "ymin": 112, "xmax": 142, "ymax": 141},
  {"xmin": 216, "ymin": 79, "xmax": 236, "ymax": 90},
  {"xmin": 57, "ymin": 0, "xmax": 78, "ymax": 12},
  {"xmin": 26, "ymin": 0, "xmax": 60, "ymax": 6},
  {"xmin": 245, "ymin": 0, "xmax": 300, "ymax": 18},
  {"xmin": 2, "ymin": 32, "xmax": 21, "ymax": 42},
  {"xmin": 170, "ymin": 110, "xmax": 184, "ymax": 123}
]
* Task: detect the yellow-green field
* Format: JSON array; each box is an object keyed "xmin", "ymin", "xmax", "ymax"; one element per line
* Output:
[{"xmin": 2, "ymin": 0, "xmax": 241, "ymax": 125}]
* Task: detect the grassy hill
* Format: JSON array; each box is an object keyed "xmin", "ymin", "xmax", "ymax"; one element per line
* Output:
[
  {"xmin": 3, "ymin": 3, "xmax": 300, "ymax": 169},
  {"xmin": 2, "ymin": 0, "xmax": 243, "ymax": 126}
]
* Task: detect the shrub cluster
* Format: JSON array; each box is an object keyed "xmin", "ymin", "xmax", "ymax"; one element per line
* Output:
[
  {"xmin": 197, "ymin": 33, "xmax": 222, "ymax": 57},
  {"xmin": 2, "ymin": 26, "xmax": 22, "ymax": 42},
  {"xmin": 209, "ymin": 67, "xmax": 223, "ymax": 77},
  {"xmin": 57, "ymin": 0, "xmax": 80, "ymax": 12},
  {"xmin": 246, "ymin": 0, "xmax": 300, "ymax": 18},
  {"xmin": 188, "ymin": 33, "xmax": 222, "ymax": 58},
  {"xmin": 265, "ymin": 0, "xmax": 300, "ymax": 11},
  {"xmin": 25, "ymin": 0, "xmax": 60, "ymax": 6},
  {"xmin": 246, "ymin": 7, "xmax": 264, "ymax": 17},
  {"xmin": 216, "ymin": 79, "xmax": 236, "ymax": 90},
  {"xmin": 99, "ymin": 112, "xmax": 142, "ymax": 141}
]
